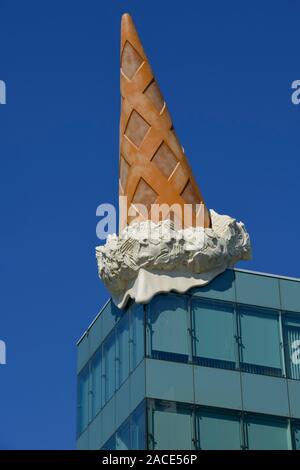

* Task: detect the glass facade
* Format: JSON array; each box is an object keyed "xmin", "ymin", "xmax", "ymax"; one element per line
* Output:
[
  {"xmin": 196, "ymin": 409, "xmax": 242, "ymax": 450},
  {"xmin": 130, "ymin": 304, "xmax": 144, "ymax": 371},
  {"xmin": 103, "ymin": 330, "xmax": 116, "ymax": 403},
  {"xmin": 116, "ymin": 314, "xmax": 129, "ymax": 388},
  {"xmin": 77, "ymin": 302, "xmax": 145, "ymax": 436},
  {"xmin": 239, "ymin": 306, "xmax": 282, "ymax": 376},
  {"xmin": 147, "ymin": 298, "xmax": 288, "ymax": 378},
  {"xmin": 192, "ymin": 299, "xmax": 236, "ymax": 369},
  {"xmin": 292, "ymin": 424, "xmax": 300, "ymax": 450},
  {"xmin": 102, "ymin": 402, "xmax": 146, "ymax": 450},
  {"xmin": 284, "ymin": 315, "xmax": 300, "ymax": 380},
  {"xmin": 148, "ymin": 401, "xmax": 193, "ymax": 450},
  {"xmin": 91, "ymin": 348, "xmax": 102, "ymax": 418},
  {"xmin": 77, "ymin": 364, "xmax": 89, "ymax": 435},
  {"xmin": 147, "ymin": 294, "xmax": 189, "ymax": 363},
  {"xmin": 245, "ymin": 416, "xmax": 291, "ymax": 450},
  {"xmin": 147, "ymin": 400, "xmax": 294, "ymax": 450},
  {"xmin": 77, "ymin": 269, "xmax": 300, "ymax": 450},
  {"xmin": 99, "ymin": 398, "xmax": 299, "ymax": 450}
]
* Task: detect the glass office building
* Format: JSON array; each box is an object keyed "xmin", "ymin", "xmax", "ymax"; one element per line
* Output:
[{"xmin": 76, "ymin": 268, "xmax": 300, "ymax": 450}]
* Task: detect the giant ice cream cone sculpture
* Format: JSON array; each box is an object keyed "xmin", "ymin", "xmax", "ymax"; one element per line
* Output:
[
  {"xmin": 119, "ymin": 13, "xmax": 211, "ymax": 231},
  {"xmin": 96, "ymin": 14, "xmax": 251, "ymax": 309}
]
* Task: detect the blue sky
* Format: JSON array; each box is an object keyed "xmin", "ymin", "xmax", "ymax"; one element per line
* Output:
[{"xmin": 0, "ymin": 0, "xmax": 300, "ymax": 449}]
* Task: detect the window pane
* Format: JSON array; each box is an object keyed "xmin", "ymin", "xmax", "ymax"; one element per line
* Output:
[
  {"xmin": 293, "ymin": 425, "xmax": 300, "ymax": 450},
  {"xmin": 131, "ymin": 402, "xmax": 146, "ymax": 450},
  {"xmin": 239, "ymin": 307, "xmax": 282, "ymax": 376},
  {"xmin": 246, "ymin": 417, "xmax": 291, "ymax": 450},
  {"xmin": 116, "ymin": 314, "xmax": 130, "ymax": 389},
  {"xmin": 197, "ymin": 411, "xmax": 242, "ymax": 450},
  {"xmin": 148, "ymin": 295, "xmax": 189, "ymax": 362},
  {"xmin": 192, "ymin": 300, "xmax": 236, "ymax": 369},
  {"xmin": 91, "ymin": 348, "xmax": 102, "ymax": 418},
  {"xmin": 103, "ymin": 331, "xmax": 116, "ymax": 403},
  {"xmin": 77, "ymin": 364, "xmax": 89, "ymax": 435},
  {"xmin": 116, "ymin": 418, "xmax": 131, "ymax": 450},
  {"xmin": 284, "ymin": 316, "xmax": 300, "ymax": 380},
  {"xmin": 130, "ymin": 304, "xmax": 144, "ymax": 371},
  {"xmin": 102, "ymin": 434, "xmax": 116, "ymax": 450},
  {"xmin": 151, "ymin": 402, "xmax": 193, "ymax": 450}
]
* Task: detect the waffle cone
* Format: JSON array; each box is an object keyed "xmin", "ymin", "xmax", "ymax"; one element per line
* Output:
[{"xmin": 119, "ymin": 13, "xmax": 211, "ymax": 231}]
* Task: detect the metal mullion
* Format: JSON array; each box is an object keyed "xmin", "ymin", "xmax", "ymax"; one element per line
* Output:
[{"xmin": 235, "ymin": 304, "xmax": 242, "ymax": 369}]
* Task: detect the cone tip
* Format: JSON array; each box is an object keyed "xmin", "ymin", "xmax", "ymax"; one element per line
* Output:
[
  {"xmin": 122, "ymin": 12, "xmax": 132, "ymax": 20},
  {"xmin": 121, "ymin": 13, "xmax": 133, "ymax": 28}
]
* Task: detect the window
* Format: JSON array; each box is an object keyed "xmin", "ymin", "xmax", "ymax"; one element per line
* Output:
[
  {"xmin": 116, "ymin": 314, "xmax": 130, "ymax": 389},
  {"xmin": 245, "ymin": 416, "xmax": 291, "ymax": 450},
  {"xmin": 130, "ymin": 304, "xmax": 144, "ymax": 371},
  {"xmin": 91, "ymin": 348, "xmax": 102, "ymax": 418},
  {"xmin": 145, "ymin": 399, "xmax": 300, "ymax": 451},
  {"xmin": 192, "ymin": 299, "xmax": 236, "ymax": 370},
  {"xmin": 283, "ymin": 315, "xmax": 300, "ymax": 380},
  {"xmin": 131, "ymin": 402, "xmax": 146, "ymax": 450},
  {"xmin": 101, "ymin": 402, "xmax": 146, "ymax": 450},
  {"xmin": 292, "ymin": 424, "xmax": 300, "ymax": 450},
  {"xmin": 103, "ymin": 330, "xmax": 116, "ymax": 403},
  {"xmin": 77, "ymin": 364, "xmax": 89, "ymax": 435},
  {"xmin": 149, "ymin": 401, "xmax": 193, "ymax": 450},
  {"xmin": 147, "ymin": 294, "xmax": 189, "ymax": 363},
  {"xmin": 116, "ymin": 418, "xmax": 131, "ymax": 450},
  {"xmin": 196, "ymin": 410, "xmax": 242, "ymax": 450},
  {"xmin": 102, "ymin": 434, "xmax": 116, "ymax": 450},
  {"xmin": 239, "ymin": 306, "xmax": 282, "ymax": 376}
]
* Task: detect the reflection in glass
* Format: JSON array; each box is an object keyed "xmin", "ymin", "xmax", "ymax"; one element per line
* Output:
[
  {"xmin": 102, "ymin": 434, "xmax": 116, "ymax": 450},
  {"xmin": 116, "ymin": 418, "xmax": 131, "ymax": 450}
]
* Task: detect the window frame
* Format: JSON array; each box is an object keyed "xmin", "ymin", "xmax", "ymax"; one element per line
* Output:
[
  {"xmin": 191, "ymin": 298, "xmax": 238, "ymax": 371},
  {"xmin": 115, "ymin": 312, "xmax": 130, "ymax": 389},
  {"xmin": 103, "ymin": 328, "xmax": 116, "ymax": 404},
  {"xmin": 244, "ymin": 413, "xmax": 291, "ymax": 450},
  {"xmin": 76, "ymin": 362, "xmax": 90, "ymax": 437},
  {"xmin": 195, "ymin": 407, "xmax": 243, "ymax": 450},
  {"xmin": 129, "ymin": 303, "xmax": 145, "ymax": 372},
  {"xmin": 146, "ymin": 293, "xmax": 191, "ymax": 364},
  {"xmin": 237, "ymin": 304, "xmax": 284, "ymax": 377},
  {"xmin": 90, "ymin": 347, "xmax": 103, "ymax": 420}
]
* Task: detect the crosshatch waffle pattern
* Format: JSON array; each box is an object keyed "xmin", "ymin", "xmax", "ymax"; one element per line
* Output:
[{"xmin": 119, "ymin": 14, "xmax": 211, "ymax": 231}]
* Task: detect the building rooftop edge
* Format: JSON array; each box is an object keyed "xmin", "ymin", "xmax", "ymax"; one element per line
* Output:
[
  {"xmin": 76, "ymin": 267, "xmax": 300, "ymax": 346},
  {"xmin": 232, "ymin": 267, "xmax": 300, "ymax": 282}
]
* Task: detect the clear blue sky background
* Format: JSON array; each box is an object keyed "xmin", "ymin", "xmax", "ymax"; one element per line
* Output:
[{"xmin": 0, "ymin": 0, "xmax": 299, "ymax": 449}]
